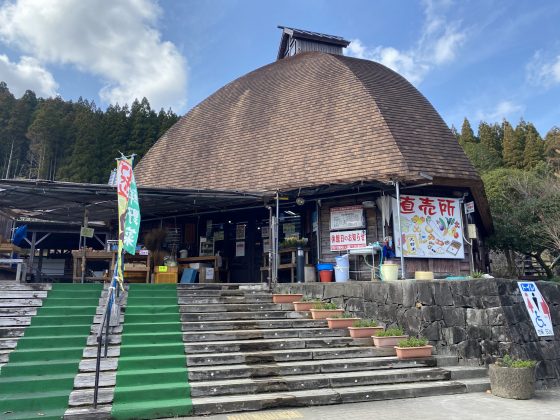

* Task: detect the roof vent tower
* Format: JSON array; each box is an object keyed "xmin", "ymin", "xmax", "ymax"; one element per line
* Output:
[{"xmin": 277, "ymin": 26, "xmax": 350, "ymax": 60}]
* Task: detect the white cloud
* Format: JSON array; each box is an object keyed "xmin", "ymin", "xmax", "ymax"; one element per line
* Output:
[
  {"xmin": 475, "ymin": 100, "xmax": 524, "ymax": 122},
  {"xmin": 526, "ymin": 51, "xmax": 560, "ymax": 88},
  {"xmin": 0, "ymin": 0, "xmax": 187, "ymax": 110},
  {"xmin": 345, "ymin": 0, "xmax": 465, "ymax": 84},
  {"xmin": 0, "ymin": 54, "xmax": 57, "ymax": 97}
]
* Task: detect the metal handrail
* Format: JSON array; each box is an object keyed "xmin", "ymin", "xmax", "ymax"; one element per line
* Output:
[{"xmin": 93, "ymin": 282, "xmax": 117, "ymax": 409}]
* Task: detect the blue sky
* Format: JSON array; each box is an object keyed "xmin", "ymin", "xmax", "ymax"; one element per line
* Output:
[{"xmin": 0, "ymin": 0, "xmax": 559, "ymax": 135}]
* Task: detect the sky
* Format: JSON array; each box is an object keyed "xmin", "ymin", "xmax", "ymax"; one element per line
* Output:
[{"xmin": 0, "ymin": 0, "xmax": 559, "ymax": 135}]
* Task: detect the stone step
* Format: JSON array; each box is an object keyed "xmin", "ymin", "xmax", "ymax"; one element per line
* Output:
[
  {"xmin": 459, "ymin": 377, "xmax": 491, "ymax": 392},
  {"xmin": 182, "ymin": 318, "xmax": 326, "ymax": 331},
  {"xmin": 191, "ymin": 380, "xmax": 467, "ymax": 415},
  {"xmin": 186, "ymin": 346, "xmax": 395, "ymax": 366},
  {"xmin": 177, "ymin": 283, "xmax": 267, "ymax": 290},
  {"xmin": 0, "ymin": 290, "xmax": 48, "ymax": 298},
  {"xmin": 178, "ymin": 296, "xmax": 273, "ymax": 304},
  {"xmin": 179, "ymin": 303, "xmax": 290, "ymax": 312},
  {"xmin": 434, "ymin": 355, "xmax": 459, "ymax": 367},
  {"xmin": 444, "ymin": 366, "xmax": 488, "ymax": 380},
  {"xmin": 189, "ymin": 367, "xmax": 449, "ymax": 397},
  {"xmin": 187, "ymin": 356, "xmax": 436, "ymax": 381},
  {"xmin": 0, "ymin": 298, "xmax": 43, "ymax": 307},
  {"xmin": 183, "ymin": 327, "xmax": 348, "ymax": 342},
  {"xmin": 0, "ymin": 283, "xmax": 52, "ymax": 291},
  {"xmin": 185, "ymin": 336, "xmax": 356, "ymax": 354},
  {"xmin": 182, "ymin": 310, "xmax": 308, "ymax": 322}
]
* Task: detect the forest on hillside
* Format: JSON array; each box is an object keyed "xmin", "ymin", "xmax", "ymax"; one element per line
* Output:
[
  {"xmin": 453, "ymin": 118, "xmax": 560, "ymax": 279},
  {"xmin": 0, "ymin": 82, "xmax": 179, "ymax": 184}
]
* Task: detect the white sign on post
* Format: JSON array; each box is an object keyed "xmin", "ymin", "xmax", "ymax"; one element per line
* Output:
[
  {"xmin": 518, "ymin": 281, "xmax": 554, "ymax": 337},
  {"xmin": 330, "ymin": 206, "xmax": 365, "ymax": 230},
  {"xmin": 465, "ymin": 201, "xmax": 475, "ymax": 214}
]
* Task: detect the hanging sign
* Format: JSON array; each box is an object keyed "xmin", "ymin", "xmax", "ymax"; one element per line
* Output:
[
  {"xmin": 518, "ymin": 282, "xmax": 554, "ymax": 337},
  {"xmin": 465, "ymin": 201, "xmax": 475, "ymax": 214},
  {"xmin": 236, "ymin": 224, "xmax": 246, "ymax": 240},
  {"xmin": 330, "ymin": 205, "xmax": 365, "ymax": 230},
  {"xmin": 392, "ymin": 195, "xmax": 464, "ymax": 259},
  {"xmin": 80, "ymin": 227, "xmax": 94, "ymax": 238},
  {"xmin": 330, "ymin": 229, "xmax": 367, "ymax": 251}
]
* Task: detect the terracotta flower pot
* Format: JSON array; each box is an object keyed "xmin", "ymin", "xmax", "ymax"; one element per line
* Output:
[
  {"xmin": 326, "ymin": 317, "xmax": 361, "ymax": 329},
  {"xmin": 272, "ymin": 294, "xmax": 303, "ymax": 304},
  {"xmin": 309, "ymin": 308, "xmax": 344, "ymax": 320},
  {"xmin": 394, "ymin": 345, "xmax": 433, "ymax": 359},
  {"xmin": 348, "ymin": 326, "xmax": 384, "ymax": 338},
  {"xmin": 293, "ymin": 301, "xmax": 315, "ymax": 311},
  {"xmin": 372, "ymin": 335, "xmax": 409, "ymax": 348}
]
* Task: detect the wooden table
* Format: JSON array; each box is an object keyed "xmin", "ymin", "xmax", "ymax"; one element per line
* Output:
[
  {"xmin": 177, "ymin": 256, "xmax": 222, "ymax": 282},
  {"xmin": 72, "ymin": 250, "xmax": 115, "ymax": 283},
  {"xmin": 0, "ymin": 244, "xmax": 27, "ymax": 282}
]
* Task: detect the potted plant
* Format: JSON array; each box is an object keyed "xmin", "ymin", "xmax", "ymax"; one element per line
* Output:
[
  {"xmin": 489, "ymin": 354, "xmax": 537, "ymax": 400},
  {"xmin": 280, "ymin": 237, "xmax": 308, "ymax": 249},
  {"xmin": 326, "ymin": 312, "xmax": 361, "ymax": 329},
  {"xmin": 293, "ymin": 298, "xmax": 318, "ymax": 311},
  {"xmin": 309, "ymin": 302, "xmax": 344, "ymax": 320},
  {"xmin": 348, "ymin": 319, "xmax": 384, "ymax": 338},
  {"xmin": 394, "ymin": 337, "xmax": 433, "ymax": 359},
  {"xmin": 272, "ymin": 293, "xmax": 303, "ymax": 304},
  {"xmin": 372, "ymin": 326, "xmax": 409, "ymax": 348}
]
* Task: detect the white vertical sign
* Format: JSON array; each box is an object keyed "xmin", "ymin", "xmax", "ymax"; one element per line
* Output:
[{"xmin": 518, "ymin": 282, "xmax": 554, "ymax": 337}]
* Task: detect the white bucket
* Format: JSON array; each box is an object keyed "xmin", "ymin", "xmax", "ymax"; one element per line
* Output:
[
  {"xmin": 334, "ymin": 265, "xmax": 349, "ymax": 282},
  {"xmin": 335, "ymin": 254, "xmax": 350, "ymax": 267},
  {"xmin": 380, "ymin": 263, "xmax": 399, "ymax": 281}
]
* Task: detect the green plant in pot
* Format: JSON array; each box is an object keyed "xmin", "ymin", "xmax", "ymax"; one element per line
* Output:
[
  {"xmin": 293, "ymin": 298, "xmax": 319, "ymax": 312},
  {"xmin": 348, "ymin": 319, "xmax": 384, "ymax": 339},
  {"xmin": 372, "ymin": 326, "xmax": 409, "ymax": 348},
  {"xmin": 326, "ymin": 312, "xmax": 361, "ymax": 329},
  {"xmin": 394, "ymin": 336, "xmax": 433, "ymax": 359},
  {"xmin": 489, "ymin": 354, "xmax": 537, "ymax": 400},
  {"xmin": 309, "ymin": 302, "xmax": 344, "ymax": 320}
]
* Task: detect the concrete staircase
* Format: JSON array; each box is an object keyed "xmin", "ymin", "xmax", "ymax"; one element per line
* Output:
[{"xmin": 180, "ymin": 284, "xmax": 489, "ymax": 416}]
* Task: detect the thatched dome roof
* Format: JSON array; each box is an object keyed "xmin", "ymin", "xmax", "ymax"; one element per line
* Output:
[{"xmin": 135, "ymin": 52, "xmax": 490, "ymax": 229}]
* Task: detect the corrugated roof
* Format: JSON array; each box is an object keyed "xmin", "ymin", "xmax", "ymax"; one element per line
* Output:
[{"xmin": 135, "ymin": 52, "xmax": 491, "ymax": 231}]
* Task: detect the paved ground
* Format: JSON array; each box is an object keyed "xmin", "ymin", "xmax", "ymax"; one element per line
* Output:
[{"xmin": 181, "ymin": 389, "xmax": 560, "ymax": 420}]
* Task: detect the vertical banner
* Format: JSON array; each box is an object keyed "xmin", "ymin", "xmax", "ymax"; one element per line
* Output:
[
  {"xmin": 116, "ymin": 157, "xmax": 134, "ymax": 285},
  {"xmin": 123, "ymin": 173, "xmax": 140, "ymax": 255}
]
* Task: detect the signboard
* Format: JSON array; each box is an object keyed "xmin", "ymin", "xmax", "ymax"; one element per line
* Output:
[
  {"xmin": 80, "ymin": 227, "xmax": 94, "ymax": 238},
  {"xmin": 236, "ymin": 224, "xmax": 246, "ymax": 240},
  {"xmin": 283, "ymin": 223, "xmax": 296, "ymax": 235},
  {"xmin": 330, "ymin": 229, "xmax": 367, "ymax": 251},
  {"xmin": 330, "ymin": 205, "xmax": 365, "ymax": 230},
  {"xmin": 158, "ymin": 266, "xmax": 168, "ymax": 273},
  {"xmin": 465, "ymin": 201, "xmax": 475, "ymax": 214},
  {"xmin": 235, "ymin": 241, "xmax": 245, "ymax": 257},
  {"xmin": 392, "ymin": 195, "xmax": 464, "ymax": 259},
  {"xmin": 518, "ymin": 282, "xmax": 554, "ymax": 337}
]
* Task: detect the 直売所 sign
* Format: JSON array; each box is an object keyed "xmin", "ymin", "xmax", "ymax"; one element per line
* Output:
[
  {"xmin": 392, "ymin": 195, "xmax": 464, "ymax": 259},
  {"xmin": 330, "ymin": 205, "xmax": 365, "ymax": 230},
  {"xmin": 518, "ymin": 281, "xmax": 554, "ymax": 337},
  {"xmin": 330, "ymin": 229, "xmax": 367, "ymax": 251}
]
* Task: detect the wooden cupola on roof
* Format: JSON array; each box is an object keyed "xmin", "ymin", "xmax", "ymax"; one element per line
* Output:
[{"xmin": 277, "ymin": 25, "xmax": 350, "ymax": 60}]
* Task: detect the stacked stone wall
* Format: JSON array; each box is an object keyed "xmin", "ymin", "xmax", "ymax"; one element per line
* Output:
[{"xmin": 274, "ymin": 279, "xmax": 560, "ymax": 388}]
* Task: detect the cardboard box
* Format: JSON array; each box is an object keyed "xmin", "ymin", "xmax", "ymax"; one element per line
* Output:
[{"xmin": 199, "ymin": 267, "xmax": 215, "ymax": 283}]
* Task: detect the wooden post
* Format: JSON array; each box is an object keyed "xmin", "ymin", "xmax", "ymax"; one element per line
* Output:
[
  {"xmin": 81, "ymin": 208, "xmax": 89, "ymax": 284},
  {"xmin": 28, "ymin": 231, "xmax": 36, "ymax": 282}
]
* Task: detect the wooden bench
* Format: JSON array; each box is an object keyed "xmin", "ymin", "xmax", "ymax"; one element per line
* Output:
[{"xmin": 0, "ymin": 259, "xmax": 27, "ymax": 283}]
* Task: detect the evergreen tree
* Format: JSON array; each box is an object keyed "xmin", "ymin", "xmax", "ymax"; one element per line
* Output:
[
  {"xmin": 545, "ymin": 127, "xmax": 560, "ymax": 175},
  {"xmin": 459, "ymin": 118, "xmax": 477, "ymax": 146},
  {"xmin": 523, "ymin": 125, "xmax": 545, "ymax": 169},
  {"xmin": 6, "ymin": 90, "xmax": 37, "ymax": 178},
  {"xmin": 0, "ymin": 82, "xmax": 16, "ymax": 176},
  {"xmin": 479, "ymin": 122, "xmax": 503, "ymax": 156},
  {"xmin": 502, "ymin": 120, "xmax": 524, "ymax": 168}
]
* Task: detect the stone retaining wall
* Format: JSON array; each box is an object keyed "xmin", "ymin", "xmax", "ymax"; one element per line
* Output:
[{"xmin": 274, "ymin": 279, "xmax": 560, "ymax": 388}]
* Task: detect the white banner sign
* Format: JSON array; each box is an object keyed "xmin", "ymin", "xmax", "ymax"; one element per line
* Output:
[
  {"xmin": 330, "ymin": 205, "xmax": 365, "ymax": 230},
  {"xmin": 392, "ymin": 195, "xmax": 465, "ymax": 259},
  {"xmin": 518, "ymin": 282, "xmax": 554, "ymax": 337},
  {"xmin": 330, "ymin": 229, "xmax": 367, "ymax": 251}
]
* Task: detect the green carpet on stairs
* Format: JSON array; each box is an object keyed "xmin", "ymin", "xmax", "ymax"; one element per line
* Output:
[
  {"xmin": 0, "ymin": 283, "xmax": 103, "ymax": 420},
  {"xmin": 111, "ymin": 284, "xmax": 192, "ymax": 420}
]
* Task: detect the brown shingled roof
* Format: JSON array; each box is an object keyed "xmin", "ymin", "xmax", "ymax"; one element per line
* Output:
[{"xmin": 135, "ymin": 52, "xmax": 491, "ymax": 231}]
